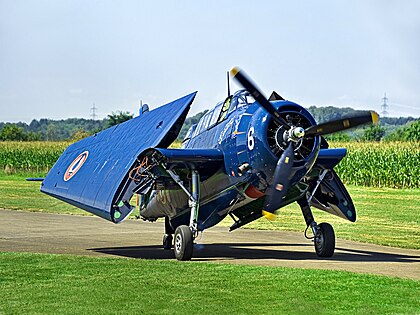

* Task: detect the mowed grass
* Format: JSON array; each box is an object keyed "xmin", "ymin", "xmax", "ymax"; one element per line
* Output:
[
  {"xmin": 0, "ymin": 252, "xmax": 418, "ymax": 315},
  {"xmin": 225, "ymin": 186, "xmax": 420, "ymax": 250},
  {"xmin": 0, "ymin": 176, "xmax": 86, "ymax": 215},
  {"xmin": 0, "ymin": 177, "xmax": 419, "ymax": 249}
]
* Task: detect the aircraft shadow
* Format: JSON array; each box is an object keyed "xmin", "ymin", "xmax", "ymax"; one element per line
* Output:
[{"xmin": 89, "ymin": 242, "xmax": 420, "ymax": 264}]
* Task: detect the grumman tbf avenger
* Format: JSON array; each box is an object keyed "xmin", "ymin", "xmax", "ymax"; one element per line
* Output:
[{"xmin": 39, "ymin": 68, "xmax": 379, "ymax": 261}]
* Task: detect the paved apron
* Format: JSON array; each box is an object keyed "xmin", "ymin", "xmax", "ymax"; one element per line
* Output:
[{"xmin": 0, "ymin": 210, "xmax": 419, "ymax": 280}]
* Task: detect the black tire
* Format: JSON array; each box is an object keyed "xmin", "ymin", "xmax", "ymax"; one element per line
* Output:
[
  {"xmin": 314, "ymin": 222, "xmax": 335, "ymax": 257},
  {"xmin": 163, "ymin": 234, "xmax": 173, "ymax": 250},
  {"xmin": 174, "ymin": 225, "xmax": 193, "ymax": 261}
]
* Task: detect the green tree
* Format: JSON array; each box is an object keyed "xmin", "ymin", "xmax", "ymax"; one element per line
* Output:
[
  {"xmin": 26, "ymin": 131, "xmax": 42, "ymax": 141},
  {"xmin": 325, "ymin": 132, "xmax": 351, "ymax": 141},
  {"xmin": 0, "ymin": 124, "xmax": 26, "ymax": 141},
  {"xmin": 46, "ymin": 124, "xmax": 59, "ymax": 141},
  {"xmin": 178, "ymin": 110, "xmax": 208, "ymax": 140},
  {"xmin": 107, "ymin": 111, "xmax": 133, "ymax": 127},
  {"xmin": 402, "ymin": 120, "xmax": 420, "ymax": 141},
  {"xmin": 385, "ymin": 120, "xmax": 420, "ymax": 141},
  {"xmin": 361, "ymin": 124, "xmax": 386, "ymax": 141},
  {"xmin": 71, "ymin": 129, "xmax": 90, "ymax": 141}
]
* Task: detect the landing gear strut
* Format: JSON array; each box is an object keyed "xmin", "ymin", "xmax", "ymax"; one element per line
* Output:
[
  {"xmin": 163, "ymin": 234, "xmax": 173, "ymax": 250},
  {"xmin": 163, "ymin": 217, "xmax": 174, "ymax": 250},
  {"xmin": 298, "ymin": 198, "xmax": 335, "ymax": 257},
  {"xmin": 165, "ymin": 169, "xmax": 201, "ymax": 261}
]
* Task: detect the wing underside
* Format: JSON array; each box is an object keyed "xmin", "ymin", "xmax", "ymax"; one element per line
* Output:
[
  {"xmin": 311, "ymin": 148, "xmax": 356, "ymax": 221},
  {"xmin": 130, "ymin": 148, "xmax": 225, "ymax": 196}
]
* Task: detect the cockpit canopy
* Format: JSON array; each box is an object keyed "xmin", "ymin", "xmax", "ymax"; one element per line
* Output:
[{"xmin": 182, "ymin": 90, "xmax": 255, "ymax": 146}]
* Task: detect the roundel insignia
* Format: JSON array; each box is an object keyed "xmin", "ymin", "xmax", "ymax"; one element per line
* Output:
[{"xmin": 63, "ymin": 151, "xmax": 89, "ymax": 182}]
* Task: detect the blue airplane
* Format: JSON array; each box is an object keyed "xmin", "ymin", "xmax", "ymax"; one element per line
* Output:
[{"xmin": 40, "ymin": 68, "xmax": 379, "ymax": 260}]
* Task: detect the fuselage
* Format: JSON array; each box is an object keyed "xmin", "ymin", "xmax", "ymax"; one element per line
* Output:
[{"xmin": 140, "ymin": 90, "xmax": 320, "ymax": 230}]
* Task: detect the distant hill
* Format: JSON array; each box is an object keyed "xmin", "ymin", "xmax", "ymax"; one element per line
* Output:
[
  {"xmin": 178, "ymin": 110, "xmax": 208, "ymax": 140},
  {"xmin": 307, "ymin": 106, "xmax": 418, "ymax": 139},
  {"xmin": 307, "ymin": 106, "xmax": 364, "ymax": 123},
  {"xmin": 0, "ymin": 118, "xmax": 107, "ymax": 141},
  {"xmin": 176, "ymin": 105, "xmax": 418, "ymax": 140},
  {"xmin": 1, "ymin": 105, "xmax": 417, "ymax": 141},
  {"xmin": 307, "ymin": 105, "xmax": 417, "ymax": 125}
]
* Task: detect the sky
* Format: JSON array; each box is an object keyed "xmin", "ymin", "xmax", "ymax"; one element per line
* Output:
[{"xmin": 1, "ymin": 0, "xmax": 419, "ymax": 123}]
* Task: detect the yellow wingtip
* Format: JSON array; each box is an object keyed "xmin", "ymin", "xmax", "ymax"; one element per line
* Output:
[
  {"xmin": 371, "ymin": 111, "xmax": 379, "ymax": 124},
  {"xmin": 230, "ymin": 66, "xmax": 240, "ymax": 77},
  {"xmin": 262, "ymin": 210, "xmax": 276, "ymax": 221}
]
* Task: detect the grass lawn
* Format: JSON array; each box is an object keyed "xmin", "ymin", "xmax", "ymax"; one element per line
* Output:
[
  {"xmin": 224, "ymin": 186, "xmax": 420, "ymax": 250},
  {"xmin": 0, "ymin": 252, "xmax": 418, "ymax": 315},
  {"xmin": 0, "ymin": 176, "xmax": 419, "ymax": 249},
  {"xmin": 0, "ymin": 175, "xmax": 86, "ymax": 215}
]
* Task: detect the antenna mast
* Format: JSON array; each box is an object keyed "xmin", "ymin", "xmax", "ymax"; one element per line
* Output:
[
  {"xmin": 90, "ymin": 103, "xmax": 98, "ymax": 120},
  {"xmin": 227, "ymin": 71, "xmax": 231, "ymax": 97},
  {"xmin": 381, "ymin": 93, "xmax": 389, "ymax": 117}
]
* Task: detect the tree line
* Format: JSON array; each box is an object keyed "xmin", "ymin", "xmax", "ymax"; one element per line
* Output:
[
  {"xmin": 0, "ymin": 106, "xmax": 418, "ymax": 142},
  {"xmin": 307, "ymin": 106, "xmax": 419, "ymax": 141},
  {"xmin": 0, "ymin": 111, "xmax": 132, "ymax": 141},
  {"xmin": 178, "ymin": 106, "xmax": 419, "ymax": 142}
]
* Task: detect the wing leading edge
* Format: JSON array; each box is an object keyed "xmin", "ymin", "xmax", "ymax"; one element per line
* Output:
[{"xmin": 41, "ymin": 92, "xmax": 197, "ymax": 223}]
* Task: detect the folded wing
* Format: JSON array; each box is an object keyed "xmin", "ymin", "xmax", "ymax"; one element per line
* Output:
[{"xmin": 41, "ymin": 92, "xmax": 197, "ymax": 223}]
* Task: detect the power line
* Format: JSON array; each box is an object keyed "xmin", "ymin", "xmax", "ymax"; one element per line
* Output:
[
  {"xmin": 381, "ymin": 93, "xmax": 389, "ymax": 117},
  {"xmin": 390, "ymin": 103, "xmax": 419, "ymax": 110},
  {"xmin": 90, "ymin": 103, "xmax": 97, "ymax": 120}
]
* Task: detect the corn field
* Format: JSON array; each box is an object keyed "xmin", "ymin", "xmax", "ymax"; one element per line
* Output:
[
  {"xmin": 330, "ymin": 141, "xmax": 419, "ymax": 189},
  {"xmin": 0, "ymin": 141, "xmax": 418, "ymax": 188},
  {"xmin": 0, "ymin": 142, "xmax": 69, "ymax": 175}
]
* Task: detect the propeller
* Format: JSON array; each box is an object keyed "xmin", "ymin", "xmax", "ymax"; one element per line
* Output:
[
  {"xmin": 230, "ymin": 66, "xmax": 379, "ymax": 220},
  {"xmin": 305, "ymin": 111, "xmax": 379, "ymax": 136},
  {"xmin": 230, "ymin": 67, "xmax": 290, "ymax": 130},
  {"xmin": 261, "ymin": 142, "xmax": 294, "ymax": 220}
]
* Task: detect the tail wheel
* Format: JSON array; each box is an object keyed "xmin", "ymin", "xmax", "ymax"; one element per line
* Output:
[
  {"xmin": 315, "ymin": 222, "xmax": 335, "ymax": 257},
  {"xmin": 174, "ymin": 225, "xmax": 193, "ymax": 261}
]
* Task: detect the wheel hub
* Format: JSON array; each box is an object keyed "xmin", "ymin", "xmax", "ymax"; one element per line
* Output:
[
  {"xmin": 315, "ymin": 232, "xmax": 324, "ymax": 250},
  {"xmin": 175, "ymin": 234, "xmax": 182, "ymax": 253}
]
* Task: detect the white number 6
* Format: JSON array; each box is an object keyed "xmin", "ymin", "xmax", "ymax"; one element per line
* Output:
[{"xmin": 247, "ymin": 127, "xmax": 255, "ymax": 150}]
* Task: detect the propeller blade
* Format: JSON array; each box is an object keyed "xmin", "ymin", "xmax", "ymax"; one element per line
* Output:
[
  {"xmin": 230, "ymin": 67, "xmax": 290, "ymax": 130},
  {"xmin": 262, "ymin": 142, "xmax": 295, "ymax": 220},
  {"xmin": 305, "ymin": 111, "xmax": 379, "ymax": 136}
]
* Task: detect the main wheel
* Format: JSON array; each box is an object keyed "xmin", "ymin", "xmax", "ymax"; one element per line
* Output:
[
  {"xmin": 163, "ymin": 234, "xmax": 173, "ymax": 250},
  {"xmin": 314, "ymin": 222, "xmax": 335, "ymax": 257},
  {"xmin": 174, "ymin": 225, "xmax": 193, "ymax": 261}
]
